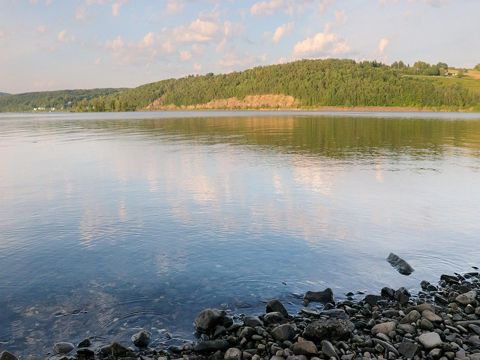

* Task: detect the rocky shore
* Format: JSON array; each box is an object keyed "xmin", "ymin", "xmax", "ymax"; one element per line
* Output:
[{"xmin": 2, "ymin": 270, "xmax": 480, "ymax": 360}]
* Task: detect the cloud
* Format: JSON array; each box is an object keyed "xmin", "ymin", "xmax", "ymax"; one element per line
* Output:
[
  {"xmin": 272, "ymin": 22, "xmax": 294, "ymax": 43},
  {"xmin": 173, "ymin": 18, "xmax": 220, "ymax": 43},
  {"xmin": 293, "ymin": 31, "xmax": 350, "ymax": 57},
  {"xmin": 0, "ymin": 29, "xmax": 5, "ymax": 40},
  {"xmin": 377, "ymin": 37, "xmax": 389, "ymax": 55},
  {"xmin": 250, "ymin": 0, "xmax": 284, "ymax": 15},
  {"xmin": 166, "ymin": 0, "xmax": 184, "ymax": 14},
  {"xmin": 36, "ymin": 25, "xmax": 47, "ymax": 33},
  {"xmin": 112, "ymin": 0, "xmax": 128, "ymax": 16},
  {"xmin": 140, "ymin": 32, "xmax": 155, "ymax": 48},
  {"xmin": 106, "ymin": 35, "xmax": 124, "ymax": 51},
  {"xmin": 75, "ymin": 6, "xmax": 87, "ymax": 21},
  {"xmin": 193, "ymin": 63, "xmax": 202, "ymax": 73},
  {"xmin": 180, "ymin": 50, "xmax": 192, "ymax": 61},
  {"xmin": 57, "ymin": 30, "xmax": 74, "ymax": 43}
]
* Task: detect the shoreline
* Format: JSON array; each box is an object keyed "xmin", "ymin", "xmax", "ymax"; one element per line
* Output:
[{"xmin": 2, "ymin": 270, "xmax": 479, "ymax": 360}]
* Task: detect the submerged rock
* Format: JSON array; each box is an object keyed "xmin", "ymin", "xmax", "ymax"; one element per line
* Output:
[
  {"xmin": 387, "ymin": 253, "xmax": 415, "ymax": 276},
  {"xmin": 131, "ymin": 330, "xmax": 151, "ymax": 348}
]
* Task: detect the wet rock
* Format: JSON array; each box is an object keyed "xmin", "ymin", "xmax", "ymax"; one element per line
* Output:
[
  {"xmin": 194, "ymin": 340, "xmax": 230, "ymax": 352},
  {"xmin": 0, "ymin": 351, "xmax": 17, "ymax": 360},
  {"xmin": 321, "ymin": 340, "xmax": 338, "ymax": 359},
  {"xmin": 224, "ymin": 347, "xmax": 242, "ymax": 360},
  {"xmin": 304, "ymin": 318, "xmax": 354, "ymax": 341},
  {"xmin": 131, "ymin": 330, "xmax": 151, "ymax": 348},
  {"xmin": 77, "ymin": 338, "xmax": 91, "ymax": 348},
  {"xmin": 195, "ymin": 309, "xmax": 227, "ymax": 333},
  {"xmin": 304, "ymin": 288, "xmax": 334, "ymax": 304},
  {"xmin": 244, "ymin": 316, "xmax": 263, "ymax": 327},
  {"xmin": 321, "ymin": 309, "xmax": 349, "ymax": 320},
  {"xmin": 395, "ymin": 287, "xmax": 411, "ymax": 305},
  {"xmin": 76, "ymin": 348, "xmax": 95, "ymax": 360},
  {"xmin": 387, "ymin": 253, "xmax": 415, "ymax": 275},
  {"xmin": 398, "ymin": 341, "xmax": 419, "ymax": 358},
  {"xmin": 271, "ymin": 324, "xmax": 296, "ymax": 342},
  {"xmin": 363, "ymin": 295, "xmax": 383, "ymax": 306},
  {"xmin": 53, "ymin": 342, "xmax": 75, "ymax": 355},
  {"xmin": 400, "ymin": 310, "xmax": 421, "ymax": 324},
  {"xmin": 100, "ymin": 342, "xmax": 136, "ymax": 358},
  {"xmin": 292, "ymin": 340, "xmax": 318, "ymax": 356},
  {"xmin": 456, "ymin": 291, "xmax": 477, "ymax": 306},
  {"xmin": 420, "ymin": 318, "xmax": 434, "ymax": 331},
  {"xmin": 371, "ymin": 321, "xmax": 397, "ymax": 335},
  {"xmin": 263, "ymin": 312, "xmax": 286, "ymax": 325},
  {"xmin": 418, "ymin": 332, "xmax": 443, "ymax": 350},
  {"xmin": 381, "ymin": 287, "xmax": 396, "ymax": 299},
  {"xmin": 266, "ymin": 299, "xmax": 289, "ymax": 317}
]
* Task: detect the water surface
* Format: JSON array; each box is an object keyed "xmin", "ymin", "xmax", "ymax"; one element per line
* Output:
[{"xmin": 1, "ymin": 111, "xmax": 480, "ymax": 357}]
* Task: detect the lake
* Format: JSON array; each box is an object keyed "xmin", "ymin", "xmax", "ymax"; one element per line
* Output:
[{"xmin": 1, "ymin": 111, "xmax": 480, "ymax": 357}]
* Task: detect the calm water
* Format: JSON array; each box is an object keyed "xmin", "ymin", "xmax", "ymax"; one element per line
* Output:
[{"xmin": 1, "ymin": 111, "xmax": 480, "ymax": 357}]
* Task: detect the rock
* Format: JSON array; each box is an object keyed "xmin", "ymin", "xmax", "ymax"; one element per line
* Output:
[
  {"xmin": 0, "ymin": 351, "xmax": 17, "ymax": 360},
  {"xmin": 455, "ymin": 291, "xmax": 477, "ymax": 306},
  {"xmin": 131, "ymin": 330, "xmax": 150, "ymax": 348},
  {"xmin": 395, "ymin": 287, "xmax": 411, "ymax": 305},
  {"xmin": 321, "ymin": 340, "xmax": 338, "ymax": 359},
  {"xmin": 100, "ymin": 342, "xmax": 136, "ymax": 358},
  {"xmin": 194, "ymin": 340, "xmax": 230, "ymax": 352},
  {"xmin": 76, "ymin": 348, "xmax": 95, "ymax": 360},
  {"xmin": 304, "ymin": 318, "xmax": 354, "ymax": 341},
  {"xmin": 195, "ymin": 308, "xmax": 227, "ymax": 333},
  {"xmin": 381, "ymin": 287, "xmax": 396, "ymax": 299},
  {"xmin": 266, "ymin": 299, "xmax": 289, "ymax": 317},
  {"xmin": 387, "ymin": 253, "xmax": 415, "ymax": 275},
  {"xmin": 363, "ymin": 295, "xmax": 383, "ymax": 306},
  {"xmin": 422, "ymin": 310, "xmax": 443, "ymax": 323},
  {"xmin": 77, "ymin": 338, "xmax": 91, "ymax": 348},
  {"xmin": 397, "ymin": 323, "xmax": 416, "ymax": 334},
  {"xmin": 398, "ymin": 341, "xmax": 419, "ymax": 358},
  {"xmin": 292, "ymin": 340, "xmax": 318, "ymax": 356},
  {"xmin": 244, "ymin": 316, "xmax": 264, "ymax": 327},
  {"xmin": 400, "ymin": 310, "xmax": 421, "ymax": 324},
  {"xmin": 420, "ymin": 318, "xmax": 434, "ymax": 331},
  {"xmin": 271, "ymin": 324, "xmax": 296, "ymax": 342},
  {"xmin": 304, "ymin": 288, "xmax": 334, "ymax": 304},
  {"xmin": 371, "ymin": 321, "xmax": 397, "ymax": 335},
  {"xmin": 53, "ymin": 342, "xmax": 75, "ymax": 355},
  {"xmin": 418, "ymin": 332, "xmax": 443, "ymax": 350},
  {"xmin": 263, "ymin": 312, "xmax": 286, "ymax": 325},
  {"xmin": 224, "ymin": 347, "xmax": 242, "ymax": 360},
  {"xmin": 240, "ymin": 326, "xmax": 256, "ymax": 338}
]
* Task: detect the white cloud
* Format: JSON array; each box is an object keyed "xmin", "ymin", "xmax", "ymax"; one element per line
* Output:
[
  {"xmin": 140, "ymin": 32, "xmax": 155, "ymax": 48},
  {"xmin": 193, "ymin": 63, "xmax": 202, "ymax": 73},
  {"xmin": 293, "ymin": 31, "xmax": 350, "ymax": 57},
  {"xmin": 75, "ymin": 6, "xmax": 87, "ymax": 21},
  {"xmin": 106, "ymin": 35, "xmax": 124, "ymax": 51},
  {"xmin": 180, "ymin": 51, "xmax": 192, "ymax": 61},
  {"xmin": 173, "ymin": 18, "xmax": 220, "ymax": 43},
  {"xmin": 250, "ymin": 0, "xmax": 284, "ymax": 15},
  {"xmin": 112, "ymin": 0, "xmax": 128, "ymax": 16},
  {"xmin": 377, "ymin": 37, "xmax": 389, "ymax": 55},
  {"xmin": 36, "ymin": 25, "xmax": 47, "ymax": 33},
  {"xmin": 272, "ymin": 22, "xmax": 294, "ymax": 43},
  {"xmin": 57, "ymin": 30, "xmax": 74, "ymax": 43},
  {"xmin": 166, "ymin": 0, "xmax": 184, "ymax": 14}
]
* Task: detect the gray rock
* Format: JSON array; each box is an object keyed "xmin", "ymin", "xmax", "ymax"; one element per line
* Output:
[
  {"xmin": 395, "ymin": 287, "xmax": 411, "ymax": 305},
  {"xmin": 195, "ymin": 308, "xmax": 226, "ymax": 333},
  {"xmin": 387, "ymin": 253, "xmax": 414, "ymax": 275},
  {"xmin": 76, "ymin": 347, "xmax": 95, "ymax": 359},
  {"xmin": 371, "ymin": 322, "xmax": 397, "ymax": 335},
  {"xmin": 271, "ymin": 324, "xmax": 296, "ymax": 342},
  {"xmin": 194, "ymin": 340, "xmax": 230, "ymax": 352},
  {"xmin": 420, "ymin": 318, "xmax": 434, "ymax": 331},
  {"xmin": 422, "ymin": 310, "xmax": 442, "ymax": 323},
  {"xmin": 100, "ymin": 342, "xmax": 135, "ymax": 358},
  {"xmin": 304, "ymin": 318, "xmax": 354, "ymax": 341},
  {"xmin": 266, "ymin": 299, "xmax": 289, "ymax": 318},
  {"xmin": 418, "ymin": 332, "xmax": 443, "ymax": 350},
  {"xmin": 292, "ymin": 341, "xmax": 318, "ymax": 356},
  {"xmin": 77, "ymin": 338, "xmax": 91, "ymax": 348},
  {"xmin": 304, "ymin": 288, "xmax": 334, "ymax": 304},
  {"xmin": 321, "ymin": 340, "xmax": 338, "ymax": 359},
  {"xmin": 398, "ymin": 341, "xmax": 419, "ymax": 358},
  {"xmin": 455, "ymin": 291, "xmax": 477, "ymax": 306},
  {"xmin": 263, "ymin": 312, "xmax": 286, "ymax": 325},
  {"xmin": 363, "ymin": 294, "xmax": 383, "ymax": 306},
  {"xmin": 244, "ymin": 316, "xmax": 264, "ymax": 327},
  {"xmin": 401, "ymin": 310, "xmax": 421, "ymax": 324},
  {"xmin": 0, "ymin": 351, "xmax": 17, "ymax": 360},
  {"xmin": 131, "ymin": 330, "xmax": 150, "ymax": 348},
  {"xmin": 224, "ymin": 347, "xmax": 242, "ymax": 360},
  {"xmin": 53, "ymin": 342, "xmax": 75, "ymax": 355},
  {"xmin": 397, "ymin": 323, "xmax": 416, "ymax": 334}
]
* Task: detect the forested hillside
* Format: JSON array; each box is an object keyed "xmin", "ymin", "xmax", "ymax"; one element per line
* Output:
[
  {"xmin": 76, "ymin": 59, "xmax": 480, "ymax": 112},
  {"xmin": 0, "ymin": 88, "xmax": 122, "ymax": 112}
]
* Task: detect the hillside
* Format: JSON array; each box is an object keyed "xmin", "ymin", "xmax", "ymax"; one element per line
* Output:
[
  {"xmin": 77, "ymin": 59, "xmax": 480, "ymax": 112},
  {"xmin": 0, "ymin": 92, "xmax": 9, "ymax": 97},
  {"xmin": 0, "ymin": 88, "xmax": 123, "ymax": 112}
]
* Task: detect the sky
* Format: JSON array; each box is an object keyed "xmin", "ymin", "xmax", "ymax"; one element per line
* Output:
[{"xmin": 0, "ymin": 0, "xmax": 479, "ymax": 94}]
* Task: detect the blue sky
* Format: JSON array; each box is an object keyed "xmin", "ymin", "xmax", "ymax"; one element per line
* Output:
[{"xmin": 0, "ymin": 0, "xmax": 479, "ymax": 93}]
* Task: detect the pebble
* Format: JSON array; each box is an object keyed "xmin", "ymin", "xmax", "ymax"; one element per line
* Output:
[{"xmin": 418, "ymin": 332, "xmax": 443, "ymax": 349}]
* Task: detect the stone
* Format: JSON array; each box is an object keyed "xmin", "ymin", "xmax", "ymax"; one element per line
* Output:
[
  {"xmin": 363, "ymin": 295, "xmax": 383, "ymax": 306},
  {"xmin": 418, "ymin": 332, "xmax": 443, "ymax": 350},
  {"xmin": 420, "ymin": 318, "xmax": 434, "ymax": 331},
  {"xmin": 131, "ymin": 330, "xmax": 151, "ymax": 348},
  {"xmin": 264, "ymin": 312, "xmax": 286, "ymax": 325},
  {"xmin": 321, "ymin": 309, "xmax": 349, "ymax": 319},
  {"xmin": 395, "ymin": 287, "xmax": 411, "ymax": 305},
  {"xmin": 381, "ymin": 287, "xmax": 396, "ymax": 299},
  {"xmin": 292, "ymin": 341, "xmax": 318, "ymax": 356},
  {"xmin": 77, "ymin": 339, "xmax": 91, "ymax": 348},
  {"xmin": 455, "ymin": 291, "xmax": 477, "ymax": 306},
  {"xmin": 321, "ymin": 340, "xmax": 338, "ymax": 359},
  {"xmin": 224, "ymin": 348, "xmax": 242, "ymax": 360},
  {"xmin": 271, "ymin": 324, "xmax": 296, "ymax": 342},
  {"xmin": 195, "ymin": 309, "xmax": 226, "ymax": 333},
  {"xmin": 244, "ymin": 316, "xmax": 264, "ymax": 327},
  {"xmin": 387, "ymin": 253, "xmax": 415, "ymax": 275},
  {"xmin": 0, "ymin": 351, "xmax": 17, "ymax": 360},
  {"xmin": 371, "ymin": 322, "xmax": 397, "ymax": 335},
  {"xmin": 266, "ymin": 299, "xmax": 289, "ymax": 318},
  {"xmin": 76, "ymin": 348, "xmax": 95, "ymax": 360},
  {"xmin": 304, "ymin": 288, "xmax": 334, "ymax": 304},
  {"xmin": 100, "ymin": 342, "xmax": 135, "ymax": 358},
  {"xmin": 397, "ymin": 324, "xmax": 415, "ymax": 334},
  {"xmin": 422, "ymin": 310, "xmax": 443, "ymax": 323},
  {"xmin": 194, "ymin": 340, "xmax": 230, "ymax": 352},
  {"xmin": 53, "ymin": 342, "xmax": 75, "ymax": 355},
  {"xmin": 428, "ymin": 348, "xmax": 443, "ymax": 359},
  {"xmin": 304, "ymin": 318, "xmax": 354, "ymax": 341},
  {"xmin": 400, "ymin": 309, "xmax": 421, "ymax": 324},
  {"xmin": 398, "ymin": 342, "xmax": 419, "ymax": 358}
]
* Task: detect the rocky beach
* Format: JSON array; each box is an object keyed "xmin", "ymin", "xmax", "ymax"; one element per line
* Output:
[{"xmin": 2, "ymin": 269, "xmax": 480, "ymax": 360}]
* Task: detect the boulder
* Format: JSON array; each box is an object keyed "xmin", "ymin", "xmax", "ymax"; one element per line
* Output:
[
  {"xmin": 304, "ymin": 288, "xmax": 334, "ymax": 304},
  {"xmin": 131, "ymin": 330, "xmax": 151, "ymax": 348},
  {"xmin": 292, "ymin": 340, "xmax": 318, "ymax": 356},
  {"xmin": 263, "ymin": 312, "xmax": 286, "ymax": 325},
  {"xmin": 304, "ymin": 318, "xmax": 354, "ymax": 341},
  {"xmin": 53, "ymin": 342, "xmax": 75, "ymax": 355},
  {"xmin": 418, "ymin": 332, "xmax": 443, "ymax": 350},
  {"xmin": 271, "ymin": 324, "xmax": 296, "ymax": 342},
  {"xmin": 224, "ymin": 347, "xmax": 242, "ymax": 360},
  {"xmin": 266, "ymin": 299, "xmax": 289, "ymax": 317}
]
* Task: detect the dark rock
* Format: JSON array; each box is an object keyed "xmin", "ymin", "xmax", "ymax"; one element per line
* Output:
[
  {"xmin": 76, "ymin": 348, "xmax": 95, "ymax": 360},
  {"xmin": 400, "ymin": 310, "xmax": 421, "ymax": 324},
  {"xmin": 304, "ymin": 288, "xmax": 334, "ymax": 304},
  {"xmin": 271, "ymin": 324, "xmax": 296, "ymax": 342},
  {"xmin": 53, "ymin": 342, "xmax": 75, "ymax": 355},
  {"xmin": 398, "ymin": 342, "xmax": 419, "ymax": 358},
  {"xmin": 100, "ymin": 342, "xmax": 135, "ymax": 358},
  {"xmin": 243, "ymin": 316, "xmax": 263, "ymax": 327},
  {"xmin": 292, "ymin": 340, "xmax": 318, "ymax": 356},
  {"xmin": 77, "ymin": 339, "xmax": 91, "ymax": 348},
  {"xmin": 224, "ymin": 347, "xmax": 242, "ymax": 360},
  {"xmin": 263, "ymin": 312, "xmax": 286, "ymax": 325},
  {"xmin": 0, "ymin": 351, "xmax": 17, "ymax": 360},
  {"xmin": 194, "ymin": 340, "xmax": 230, "ymax": 352},
  {"xmin": 381, "ymin": 287, "xmax": 396, "ymax": 299},
  {"xmin": 395, "ymin": 287, "xmax": 411, "ymax": 305},
  {"xmin": 321, "ymin": 340, "xmax": 338, "ymax": 359},
  {"xmin": 363, "ymin": 295, "xmax": 383, "ymax": 306},
  {"xmin": 131, "ymin": 330, "xmax": 151, "ymax": 348},
  {"xmin": 387, "ymin": 253, "xmax": 414, "ymax": 275},
  {"xmin": 195, "ymin": 309, "xmax": 227, "ymax": 333},
  {"xmin": 304, "ymin": 318, "xmax": 354, "ymax": 341},
  {"xmin": 440, "ymin": 274, "xmax": 459, "ymax": 285},
  {"xmin": 266, "ymin": 299, "xmax": 289, "ymax": 317},
  {"xmin": 321, "ymin": 309, "xmax": 349, "ymax": 320}
]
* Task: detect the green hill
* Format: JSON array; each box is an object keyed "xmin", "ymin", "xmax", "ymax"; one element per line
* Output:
[
  {"xmin": 77, "ymin": 59, "xmax": 480, "ymax": 112},
  {"xmin": 0, "ymin": 88, "xmax": 123, "ymax": 112}
]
